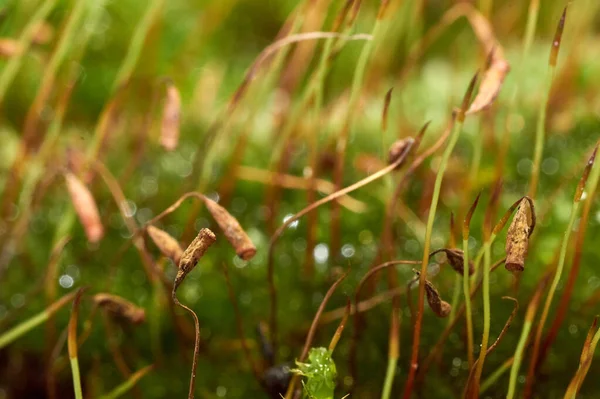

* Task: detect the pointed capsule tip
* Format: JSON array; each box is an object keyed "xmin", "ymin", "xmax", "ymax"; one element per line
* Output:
[{"xmin": 459, "ymin": 71, "xmax": 480, "ymax": 121}]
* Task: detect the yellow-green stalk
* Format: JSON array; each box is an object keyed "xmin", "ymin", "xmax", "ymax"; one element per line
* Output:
[
  {"xmin": 0, "ymin": 0, "xmax": 58, "ymax": 102},
  {"xmin": 0, "ymin": 291, "xmax": 77, "ymax": 349},
  {"xmin": 463, "ymin": 194, "xmax": 481, "ymax": 368},
  {"xmin": 68, "ymin": 289, "xmax": 86, "ymax": 399},
  {"xmin": 402, "ymin": 72, "xmax": 478, "ymax": 399},
  {"xmin": 528, "ymin": 7, "xmax": 567, "ymax": 199},
  {"xmin": 523, "ymin": 146, "xmax": 597, "ymax": 398},
  {"xmin": 99, "ymin": 365, "xmax": 154, "ymax": 399}
]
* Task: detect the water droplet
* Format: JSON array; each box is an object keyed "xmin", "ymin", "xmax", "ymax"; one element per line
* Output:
[
  {"xmin": 542, "ymin": 157, "xmax": 559, "ymax": 175},
  {"xmin": 314, "ymin": 243, "xmax": 329, "ymax": 263},
  {"xmin": 341, "ymin": 244, "xmax": 355, "ymax": 258},
  {"xmin": 10, "ymin": 294, "xmax": 25, "ymax": 308},
  {"xmin": 283, "ymin": 213, "xmax": 298, "ymax": 229},
  {"xmin": 59, "ymin": 275, "xmax": 74, "ymax": 288}
]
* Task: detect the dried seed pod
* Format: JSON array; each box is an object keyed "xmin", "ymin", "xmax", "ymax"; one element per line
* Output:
[
  {"xmin": 431, "ymin": 248, "xmax": 474, "ymax": 276},
  {"xmin": 160, "ymin": 82, "xmax": 181, "ymax": 151},
  {"xmin": 203, "ymin": 197, "xmax": 256, "ymax": 260},
  {"xmin": 93, "ymin": 293, "xmax": 146, "ymax": 324},
  {"xmin": 411, "ymin": 270, "xmax": 451, "ymax": 318},
  {"xmin": 505, "ymin": 198, "xmax": 534, "ymax": 273},
  {"xmin": 175, "ymin": 228, "xmax": 216, "ymax": 292},
  {"xmin": 64, "ymin": 172, "xmax": 104, "ymax": 243},
  {"xmin": 146, "ymin": 225, "xmax": 183, "ymax": 264},
  {"xmin": 388, "ymin": 137, "xmax": 413, "ymax": 169},
  {"xmin": 424, "ymin": 279, "xmax": 451, "ymax": 318}
]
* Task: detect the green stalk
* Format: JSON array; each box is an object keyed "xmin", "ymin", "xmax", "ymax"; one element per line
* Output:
[
  {"xmin": 507, "ymin": 319, "xmax": 533, "ymax": 399},
  {"xmin": 381, "ymin": 357, "xmax": 396, "ymax": 399},
  {"xmin": 0, "ymin": 0, "xmax": 58, "ymax": 103},
  {"xmin": 480, "ymin": 356, "xmax": 513, "ymax": 394},
  {"xmin": 112, "ymin": 0, "xmax": 164, "ymax": 93},
  {"xmin": 70, "ymin": 357, "xmax": 83, "ymax": 399},
  {"xmin": 331, "ymin": 19, "xmax": 382, "ymax": 256},
  {"xmin": 472, "ymin": 241, "xmax": 492, "ymax": 391},
  {"xmin": 529, "ymin": 6, "xmax": 567, "ymax": 199},
  {"xmin": 0, "ymin": 291, "xmax": 76, "ymax": 348},
  {"xmin": 87, "ymin": 0, "xmax": 164, "ymax": 164},
  {"xmin": 463, "ymin": 238, "xmax": 475, "ymax": 367},
  {"xmin": 538, "ymin": 175, "xmax": 581, "ymax": 318},
  {"xmin": 68, "ymin": 289, "xmax": 85, "ymax": 399},
  {"xmin": 523, "ymin": 147, "xmax": 593, "ymax": 399},
  {"xmin": 195, "ymin": 15, "xmax": 305, "ymax": 193},
  {"xmin": 526, "ymin": 203, "xmax": 580, "ymax": 374},
  {"xmin": 403, "ymin": 73, "xmax": 478, "ymax": 399},
  {"xmin": 0, "ymin": 311, "xmax": 49, "ymax": 348},
  {"xmin": 528, "ymin": 68, "xmax": 554, "ymax": 199},
  {"xmin": 447, "ymin": 274, "xmax": 462, "ymax": 323},
  {"xmin": 100, "ymin": 365, "xmax": 153, "ymax": 399}
]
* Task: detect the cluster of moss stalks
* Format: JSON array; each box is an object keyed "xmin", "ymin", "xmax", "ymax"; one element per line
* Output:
[{"xmin": 1, "ymin": 0, "xmax": 600, "ymax": 398}]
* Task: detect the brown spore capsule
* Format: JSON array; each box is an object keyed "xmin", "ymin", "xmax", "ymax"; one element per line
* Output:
[
  {"xmin": 146, "ymin": 225, "xmax": 183, "ymax": 264},
  {"xmin": 203, "ymin": 197, "xmax": 256, "ymax": 260},
  {"xmin": 93, "ymin": 293, "xmax": 146, "ymax": 324},
  {"xmin": 64, "ymin": 172, "xmax": 104, "ymax": 243},
  {"xmin": 160, "ymin": 82, "xmax": 181, "ymax": 151},
  {"xmin": 175, "ymin": 228, "xmax": 217, "ymax": 292},
  {"xmin": 505, "ymin": 199, "xmax": 534, "ymax": 273}
]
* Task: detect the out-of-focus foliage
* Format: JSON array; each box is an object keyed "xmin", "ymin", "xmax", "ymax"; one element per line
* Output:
[{"xmin": 0, "ymin": 0, "xmax": 600, "ymax": 398}]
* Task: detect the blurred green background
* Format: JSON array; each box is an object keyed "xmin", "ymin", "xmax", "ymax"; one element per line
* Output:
[{"xmin": 1, "ymin": 0, "xmax": 600, "ymax": 398}]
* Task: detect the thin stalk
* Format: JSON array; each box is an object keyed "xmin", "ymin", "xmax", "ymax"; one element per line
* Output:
[
  {"xmin": 331, "ymin": 15, "xmax": 383, "ymax": 259},
  {"xmin": 480, "ymin": 357, "xmax": 513, "ymax": 394},
  {"xmin": 462, "ymin": 193, "xmax": 480, "ymax": 369},
  {"xmin": 524, "ymin": 147, "xmax": 596, "ymax": 399},
  {"xmin": 22, "ymin": 0, "xmax": 88, "ymax": 145},
  {"xmin": 70, "ymin": 358, "xmax": 83, "ymax": 399},
  {"xmin": 463, "ymin": 238, "xmax": 475, "ymax": 368},
  {"xmin": 496, "ymin": 0, "xmax": 539, "ymax": 179},
  {"xmin": 528, "ymin": 7, "xmax": 567, "ymax": 199},
  {"xmin": 417, "ymin": 258, "xmax": 506, "ymax": 382},
  {"xmin": 528, "ymin": 69, "xmax": 554, "ymax": 200},
  {"xmin": 269, "ymin": 139, "xmax": 416, "ymax": 359},
  {"xmin": 403, "ymin": 73, "xmax": 478, "ymax": 399},
  {"xmin": 381, "ymin": 356, "xmax": 396, "ymax": 399},
  {"xmin": 68, "ymin": 289, "xmax": 85, "ymax": 399},
  {"xmin": 0, "ymin": 291, "xmax": 76, "ymax": 349},
  {"xmin": 471, "ymin": 241, "xmax": 492, "ymax": 395},
  {"xmin": 99, "ymin": 365, "xmax": 154, "ymax": 399},
  {"xmin": 447, "ymin": 274, "xmax": 461, "ymax": 324},
  {"xmin": 539, "ymin": 140, "xmax": 600, "ymax": 365},
  {"xmin": 507, "ymin": 312, "xmax": 535, "ymax": 398},
  {"xmin": 112, "ymin": 0, "xmax": 164, "ymax": 93},
  {"xmin": 284, "ymin": 272, "xmax": 348, "ymax": 399},
  {"xmin": 0, "ymin": 0, "xmax": 58, "ymax": 103},
  {"xmin": 564, "ymin": 319, "xmax": 600, "ymax": 398},
  {"xmin": 524, "ymin": 204, "xmax": 581, "ymax": 397}
]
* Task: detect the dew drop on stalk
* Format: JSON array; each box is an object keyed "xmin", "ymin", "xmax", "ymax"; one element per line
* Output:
[{"xmin": 283, "ymin": 213, "xmax": 298, "ymax": 229}]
